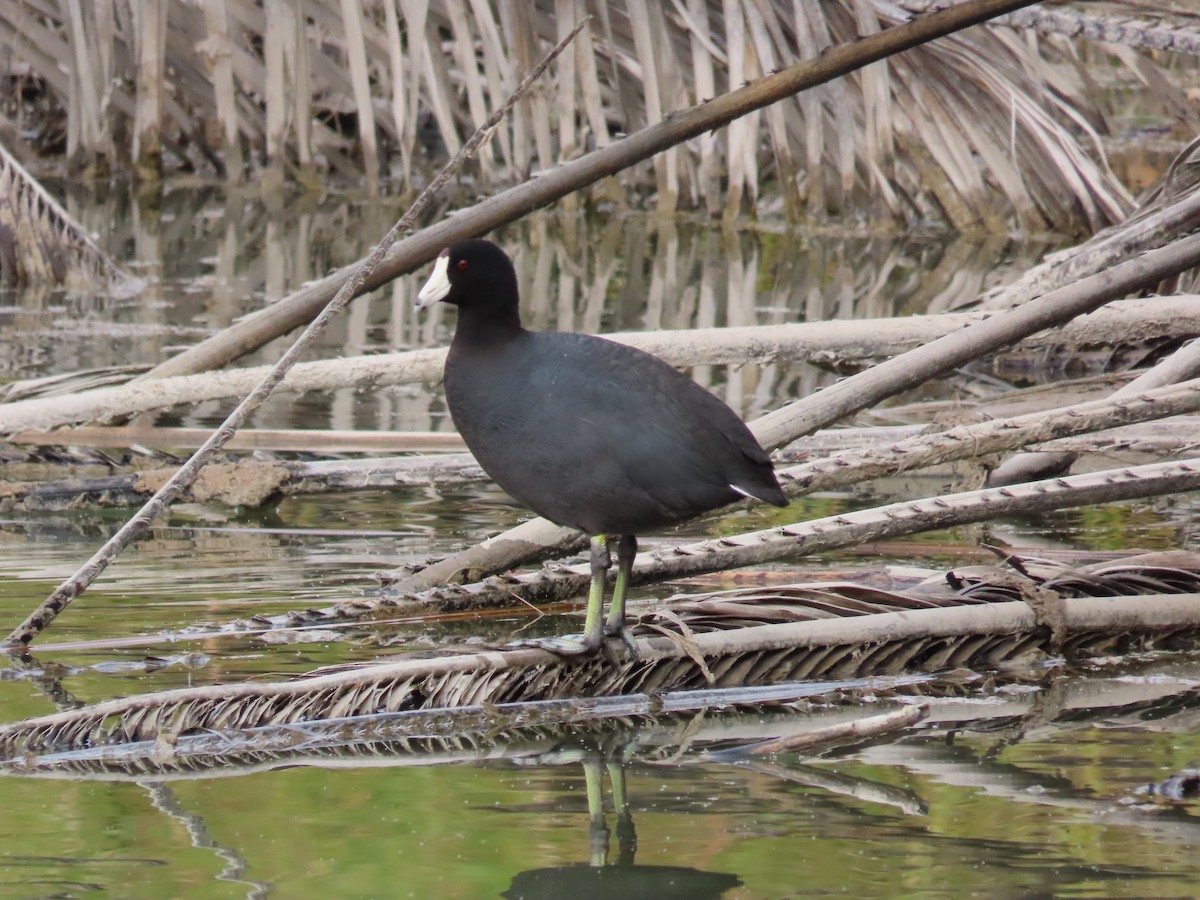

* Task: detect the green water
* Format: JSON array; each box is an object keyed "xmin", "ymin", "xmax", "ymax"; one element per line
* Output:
[{"xmin": 2, "ymin": 188, "xmax": 1200, "ymax": 898}]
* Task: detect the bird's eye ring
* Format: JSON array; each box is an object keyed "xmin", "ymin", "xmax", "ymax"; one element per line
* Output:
[{"xmin": 457, "ymin": 260, "xmax": 469, "ymax": 271}]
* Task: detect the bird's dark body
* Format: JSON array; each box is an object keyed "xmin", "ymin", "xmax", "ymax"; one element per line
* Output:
[
  {"xmin": 418, "ymin": 238, "xmax": 787, "ymax": 654},
  {"xmin": 445, "ymin": 328, "xmax": 784, "ymax": 536}
]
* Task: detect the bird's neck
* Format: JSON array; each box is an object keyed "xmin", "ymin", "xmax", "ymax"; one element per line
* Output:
[{"xmin": 451, "ymin": 304, "xmax": 525, "ymax": 347}]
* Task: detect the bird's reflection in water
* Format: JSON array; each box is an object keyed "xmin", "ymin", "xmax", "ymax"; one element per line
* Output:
[{"xmin": 502, "ymin": 738, "xmax": 741, "ymax": 900}]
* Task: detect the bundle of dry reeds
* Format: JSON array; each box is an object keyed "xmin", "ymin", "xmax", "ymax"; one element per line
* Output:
[{"xmin": 5, "ymin": 1, "xmax": 1194, "ymax": 228}]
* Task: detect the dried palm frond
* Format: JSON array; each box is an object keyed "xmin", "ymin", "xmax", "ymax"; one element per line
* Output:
[
  {"xmin": 640, "ymin": 551, "xmax": 1200, "ymax": 632},
  {"xmin": 0, "ymin": 140, "xmax": 130, "ymax": 288},
  {"xmin": 3, "ymin": 551, "xmax": 1200, "ymax": 756},
  {"xmin": 901, "ymin": 0, "xmax": 1200, "ymax": 59},
  {"xmin": 6, "ymin": 662, "xmax": 1196, "ymax": 782},
  {"xmin": 0, "ymin": 678, "xmax": 932, "ymax": 779}
]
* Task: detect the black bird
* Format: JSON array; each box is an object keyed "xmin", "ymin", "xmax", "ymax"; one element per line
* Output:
[{"xmin": 416, "ymin": 239, "xmax": 788, "ymax": 654}]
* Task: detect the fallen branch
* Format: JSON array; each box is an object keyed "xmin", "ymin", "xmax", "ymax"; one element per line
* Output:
[
  {"xmin": 867, "ymin": 372, "xmax": 1134, "ymax": 424},
  {"xmin": 12, "ymin": 295, "xmax": 1198, "ymax": 435},
  {"xmin": 777, "ymin": 377, "xmax": 1200, "ymax": 496},
  {"xmin": 751, "ymin": 235, "xmax": 1200, "ymax": 450}
]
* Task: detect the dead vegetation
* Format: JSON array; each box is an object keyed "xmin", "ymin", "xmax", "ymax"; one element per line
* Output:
[
  {"xmin": 0, "ymin": 140, "xmax": 132, "ymax": 289},
  {"xmin": 3, "ymin": 1, "xmax": 1200, "ymax": 754},
  {"xmin": 3, "ymin": 550, "xmax": 1199, "ymax": 757},
  {"xmin": 4, "ymin": 0, "xmax": 1195, "ymax": 227}
]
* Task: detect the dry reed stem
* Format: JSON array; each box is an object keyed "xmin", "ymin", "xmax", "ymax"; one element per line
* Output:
[
  {"xmin": 1, "ymin": 0, "xmax": 1141, "ymax": 224},
  {"xmin": 199, "ymin": 1, "xmax": 243, "ymax": 181}
]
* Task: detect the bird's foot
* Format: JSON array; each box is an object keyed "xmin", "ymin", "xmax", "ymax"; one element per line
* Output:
[
  {"xmin": 504, "ymin": 632, "xmax": 602, "ymax": 657},
  {"xmin": 604, "ymin": 622, "xmax": 641, "ymax": 660},
  {"xmin": 505, "ymin": 628, "xmax": 639, "ymax": 660}
]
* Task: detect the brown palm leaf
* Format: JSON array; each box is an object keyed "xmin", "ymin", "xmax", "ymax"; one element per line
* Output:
[
  {"xmin": 3, "ymin": 551, "xmax": 1200, "ymax": 757},
  {"xmin": 0, "ymin": 140, "xmax": 130, "ymax": 288}
]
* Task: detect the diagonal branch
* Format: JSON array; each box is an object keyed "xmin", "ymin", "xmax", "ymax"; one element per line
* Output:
[
  {"xmin": 392, "ymin": 457, "xmax": 1200, "ymax": 615},
  {"xmin": 140, "ymin": 0, "xmax": 1043, "ymax": 380},
  {"xmin": 1, "ymin": 20, "xmax": 590, "ymax": 649},
  {"xmin": 392, "ymin": 231, "xmax": 1200, "ymax": 592}
]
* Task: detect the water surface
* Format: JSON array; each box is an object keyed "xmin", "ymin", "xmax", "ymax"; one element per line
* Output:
[{"xmin": 2, "ymin": 187, "xmax": 1199, "ymax": 898}]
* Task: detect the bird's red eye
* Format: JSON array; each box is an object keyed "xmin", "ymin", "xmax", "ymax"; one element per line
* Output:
[{"xmin": 457, "ymin": 259, "xmax": 469, "ymax": 271}]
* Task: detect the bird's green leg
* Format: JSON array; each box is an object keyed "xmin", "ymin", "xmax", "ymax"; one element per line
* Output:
[
  {"xmin": 608, "ymin": 760, "xmax": 637, "ymax": 864},
  {"xmin": 581, "ymin": 534, "xmax": 611, "ymax": 650},
  {"xmin": 604, "ymin": 535, "xmax": 637, "ymax": 644},
  {"xmin": 504, "ymin": 535, "xmax": 611, "ymax": 656},
  {"xmin": 584, "ymin": 755, "xmax": 610, "ymax": 867}
]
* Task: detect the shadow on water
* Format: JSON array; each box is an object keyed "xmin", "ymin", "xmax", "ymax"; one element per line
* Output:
[{"xmin": 3, "ymin": 186, "xmax": 1200, "ymax": 897}]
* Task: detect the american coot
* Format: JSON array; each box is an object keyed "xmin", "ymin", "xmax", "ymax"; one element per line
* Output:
[{"xmin": 417, "ymin": 239, "xmax": 788, "ymax": 654}]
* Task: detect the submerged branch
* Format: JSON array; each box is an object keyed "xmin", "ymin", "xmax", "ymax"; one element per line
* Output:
[
  {"xmin": 710, "ymin": 705, "xmax": 931, "ymax": 759},
  {"xmin": 987, "ymin": 337, "xmax": 1200, "ymax": 486}
]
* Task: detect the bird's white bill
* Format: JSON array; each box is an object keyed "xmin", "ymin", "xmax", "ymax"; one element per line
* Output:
[{"xmin": 415, "ymin": 253, "xmax": 450, "ymax": 309}]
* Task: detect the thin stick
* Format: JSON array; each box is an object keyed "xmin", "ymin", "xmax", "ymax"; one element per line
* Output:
[
  {"xmin": 2, "ymin": 20, "xmax": 590, "ymax": 649},
  {"xmin": 8, "ymin": 426, "xmax": 467, "ymax": 453}
]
